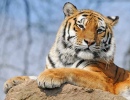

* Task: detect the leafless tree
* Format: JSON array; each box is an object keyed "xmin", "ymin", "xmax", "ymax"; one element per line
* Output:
[
  {"xmin": 124, "ymin": 46, "xmax": 130, "ymax": 70},
  {"xmin": 23, "ymin": 0, "xmax": 32, "ymax": 75}
]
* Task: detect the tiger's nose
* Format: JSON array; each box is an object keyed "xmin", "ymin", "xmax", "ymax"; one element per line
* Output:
[{"xmin": 84, "ymin": 39, "xmax": 95, "ymax": 46}]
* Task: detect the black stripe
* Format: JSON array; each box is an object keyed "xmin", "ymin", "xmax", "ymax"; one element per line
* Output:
[
  {"xmin": 68, "ymin": 36, "xmax": 75, "ymax": 41},
  {"xmin": 102, "ymin": 32, "xmax": 107, "ymax": 44},
  {"xmin": 76, "ymin": 60, "xmax": 85, "ymax": 68},
  {"xmin": 73, "ymin": 27, "xmax": 77, "ymax": 32},
  {"xmin": 108, "ymin": 33, "xmax": 112, "ymax": 44},
  {"xmin": 67, "ymin": 23, "xmax": 71, "ymax": 41},
  {"xmin": 115, "ymin": 65, "xmax": 119, "ymax": 79},
  {"xmin": 102, "ymin": 32, "xmax": 111, "ymax": 52},
  {"xmin": 105, "ymin": 33, "xmax": 110, "ymax": 43},
  {"xmin": 98, "ymin": 17, "xmax": 102, "ymax": 21},
  {"xmin": 102, "ymin": 31, "xmax": 106, "ymax": 38},
  {"xmin": 122, "ymin": 69, "xmax": 126, "ymax": 81},
  {"xmin": 63, "ymin": 12, "xmax": 88, "ymax": 40},
  {"xmin": 82, "ymin": 14, "xmax": 88, "ymax": 17},
  {"xmin": 48, "ymin": 55, "xmax": 55, "ymax": 68},
  {"xmin": 79, "ymin": 12, "xmax": 86, "ymax": 15},
  {"xmin": 62, "ymin": 40, "xmax": 67, "ymax": 48},
  {"xmin": 63, "ymin": 15, "xmax": 78, "ymax": 39},
  {"xmin": 63, "ymin": 21, "xmax": 68, "ymax": 40},
  {"xmin": 105, "ymin": 32, "xmax": 109, "ymax": 43},
  {"xmin": 75, "ymin": 48, "xmax": 81, "ymax": 54}
]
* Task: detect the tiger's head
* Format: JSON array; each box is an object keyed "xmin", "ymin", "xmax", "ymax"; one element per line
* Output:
[{"xmin": 56, "ymin": 2, "xmax": 119, "ymax": 63}]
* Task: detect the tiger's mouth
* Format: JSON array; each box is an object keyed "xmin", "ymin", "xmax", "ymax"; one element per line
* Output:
[
  {"xmin": 75, "ymin": 41, "xmax": 111, "ymax": 52},
  {"xmin": 75, "ymin": 44, "xmax": 110, "ymax": 54}
]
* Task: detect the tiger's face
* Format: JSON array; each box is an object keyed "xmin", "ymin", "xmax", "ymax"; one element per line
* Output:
[
  {"xmin": 64, "ymin": 13, "xmax": 110, "ymax": 51},
  {"xmin": 58, "ymin": 2, "xmax": 119, "ymax": 62}
]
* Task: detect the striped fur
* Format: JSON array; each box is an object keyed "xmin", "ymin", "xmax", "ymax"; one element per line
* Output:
[
  {"xmin": 43, "ymin": 3, "xmax": 130, "ymax": 99},
  {"xmin": 46, "ymin": 7, "xmax": 116, "ymax": 69},
  {"xmin": 4, "ymin": 2, "xmax": 130, "ymax": 100}
]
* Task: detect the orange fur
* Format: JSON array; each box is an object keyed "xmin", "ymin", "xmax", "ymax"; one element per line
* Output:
[
  {"xmin": 37, "ymin": 63, "xmax": 129, "ymax": 94},
  {"xmin": 3, "ymin": 2, "xmax": 130, "ymax": 99},
  {"xmin": 4, "ymin": 76, "xmax": 29, "ymax": 93}
]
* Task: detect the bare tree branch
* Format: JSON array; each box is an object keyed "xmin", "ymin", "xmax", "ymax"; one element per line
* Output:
[
  {"xmin": 23, "ymin": 0, "xmax": 32, "ymax": 75},
  {"xmin": 0, "ymin": 0, "xmax": 10, "ymax": 38},
  {"xmin": 124, "ymin": 46, "xmax": 130, "ymax": 70}
]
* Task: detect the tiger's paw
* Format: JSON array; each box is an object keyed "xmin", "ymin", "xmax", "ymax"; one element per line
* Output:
[
  {"xmin": 3, "ymin": 76, "xmax": 36, "ymax": 94},
  {"xmin": 37, "ymin": 69, "xmax": 67, "ymax": 89}
]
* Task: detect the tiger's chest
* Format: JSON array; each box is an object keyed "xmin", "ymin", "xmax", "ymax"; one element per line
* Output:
[
  {"xmin": 58, "ymin": 52, "xmax": 77, "ymax": 66},
  {"xmin": 47, "ymin": 48, "xmax": 95, "ymax": 69}
]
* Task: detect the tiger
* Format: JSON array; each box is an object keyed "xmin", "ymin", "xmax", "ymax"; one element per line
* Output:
[{"xmin": 4, "ymin": 2, "xmax": 130, "ymax": 100}]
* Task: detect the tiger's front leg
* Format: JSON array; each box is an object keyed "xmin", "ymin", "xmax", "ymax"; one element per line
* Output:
[
  {"xmin": 4, "ymin": 76, "xmax": 37, "ymax": 94},
  {"xmin": 37, "ymin": 68, "xmax": 110, "ymax": 91}
]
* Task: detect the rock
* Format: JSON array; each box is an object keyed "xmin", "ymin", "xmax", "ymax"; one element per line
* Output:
[{"xmin": 5, "ymin": 80, "xmax": 126, "ymax": 100}]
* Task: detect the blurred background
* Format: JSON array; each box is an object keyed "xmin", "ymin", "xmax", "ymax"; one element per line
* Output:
[{"xmin": 0, "ymin": 0, "xmax": 130, "ymax": 99}]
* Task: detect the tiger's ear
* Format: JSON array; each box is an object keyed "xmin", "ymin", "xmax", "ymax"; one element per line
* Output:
[
  {"xmin": 107, "ymin": 16, "xmax": 119, "ymax": 26},
  {"xmin": 63, "ymin": 2, "xmax": 77, "ymax": 17}
]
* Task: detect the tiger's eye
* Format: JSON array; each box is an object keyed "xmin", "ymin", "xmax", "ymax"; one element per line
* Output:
[
  {"xmin": 78, "ymin": 25, "xmax": 84, "ymax": 29},
  {"xmin": 97, "ymin": 28, "xmax": 105, "ymax": 34}
]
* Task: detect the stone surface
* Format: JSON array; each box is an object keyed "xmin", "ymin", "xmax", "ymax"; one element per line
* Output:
[{"xmin": 5, "ymin": 80, "xmax": 126, "ymax": 100}]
